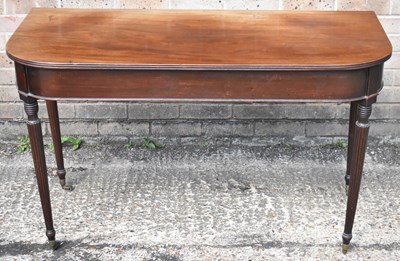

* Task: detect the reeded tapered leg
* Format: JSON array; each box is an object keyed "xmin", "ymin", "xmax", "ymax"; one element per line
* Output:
[
  {"xmin": 345, "ymin": 102, "xmax": 357, "ymax": 195},
  {"xmin": 46, "ymin": 101, "xmax": 71, "ymax": 191},
  {"xmin": 342, "ymin": 101, "xmax": 373, "ymax": 253},
  {"xmin": 24, "ymin": 99, "xmax": 59, "ymax": 250}
]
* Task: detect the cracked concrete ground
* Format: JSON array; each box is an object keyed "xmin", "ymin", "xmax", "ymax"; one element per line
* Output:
[{"xmin": 0, "ymin": 140, "xmax": 399, "ymax": 260}]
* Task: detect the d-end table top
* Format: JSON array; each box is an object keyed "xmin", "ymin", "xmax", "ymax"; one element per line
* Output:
[{"xmin": 6, "ymin": 8, "xmax": 392, "ymax": 71}]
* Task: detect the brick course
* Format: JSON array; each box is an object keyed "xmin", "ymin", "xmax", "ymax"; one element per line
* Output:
[
  {"xmin": 0, "ymin": 16, "xmax": 24, "ymax": 32},
  {"xmin": 380, "ymin": 18, "xmax": 400, "ymax": 34},
  {"xmin": 392, "ymin": 1, "xmax": 400, "ymax": 14},
  {"xmin": 225, "ymin": 0, "xmax": 280, "ymax": 10},
  {"xmin": 383, "ymin": 70, "xmax": 394, "ymax": 86},
  {"xmin": 337, "ymin": 0, "xmax": 366, "ymax": 10},
  {"xmin": 386, "ymin": 53, "xmax": 400, "ymax": 69},
  {"xmin": 255, "ymin": 121, "xmax": 306, "ymax": 136},
  {"xmin": 233, "ymin": 104, "xmax": 287, "ymax": 119},
  {"xmin": 0, "ymin": 103, "xmax": 23, "ymax": 119},
  {"xmin": 152, "ymin": 122, "xmax": 202, "ymax": 136},
  {"xmin": 0, "ymin": 86, "xmax": 19, "ymax": 101},
  {"xmin": 5, "ymin": 0, "xmax": 58, "ymax": 14},
  {"xmin": 282, "ymin": 0, "xmax": 335, "ymax": 10},
  {"xmin": 115, "ymin": 0, "xmax": 169, "ymax": 9},
  {"xmin": 75, "ymin": 103, "xmax": 127, "ymax": 119},
  {"xmin": 378, "ymin": 87, "xmax": 400, "ymax": 103},
  {"xmin": 128, "ymin": 103, "xmax": 179, "ymax": 120},
  {"xmin": 60, "ymin": 0, "xmax": 112, "ymax": 8},
  {"xmin": 37, "ymin": 102, "xmax": 75, "ymax": 119},
  {"xmin": 169, "ymin": 0, "xmax": 224, "ymax": 9},
  {"xmin": 0, "ymin": 35, "xmax": 7, "ymax": 50},
  {"xmin": 202, "ymin": 121, "xmax": 254, "ymax": 136},
  {"xmin": 285, "ymin": 104, "xmax": 338, "ymax": 119},
  {"xmin": 0, "ymin": 69, "xmax": 16, "ymax": 85},
  {"xmin": 180, "ymin": 104, "xmax": 232, "ymax": 119},
  {"xmin": 98, "ymin": 122, "xmax": 149, "ymax": 136},
  {"xmin": 305, "ymin": 121, "xmax": 348, "ymax": 137},
  {"xmin": 0, "ymin": 52, "xmax": 13, "ymax": 67},
  {"xmin": 55, "ymin": 121, "xmax": 97, "ymax": 136},
  {"xmin": 367, "ymin": 0, "xmax": 390, "ymax": 14},
  {"xmin": 0, "ymin": 121, "xmax": 34, "ymax": 139},
  {"xmin": 370, "ymin": 121, "xmax": 400, "ymax": 136},
  {"xmin": 394, "ymin": 70, "xmax": 400, "ymax": 85},
  {"xmin": 389, "ymin": 36, "xmax": 400, "ymax": 51}
]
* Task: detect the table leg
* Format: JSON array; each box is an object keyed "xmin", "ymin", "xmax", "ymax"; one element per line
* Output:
[
  {"xmin": 46, "ymin": 101, "xmax": 71, "ymax": 191},
  {"xmin": 24, "ymin": 99, "xmax": 59, "ymax": 250},
  {"xmin": 345, "ymin": 102, "xmax": 357, "ymax": 195},
  {"xmin": 342, "ymin": 101, "xmax": 373, "ymax": 253}
]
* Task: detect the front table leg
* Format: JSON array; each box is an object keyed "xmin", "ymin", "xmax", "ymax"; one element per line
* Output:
[
  {"xmin": 46, "ymin": 100, "xmax": 72, "ymax": 191},
  {"xmin": 24, "ymin": 99, "xmax": 59, "ymax": 250},
  {"xmin": 342, "ymin": 101, "xmax": 373, "ymax": 253}
]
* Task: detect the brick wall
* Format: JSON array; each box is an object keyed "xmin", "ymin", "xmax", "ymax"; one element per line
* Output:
[{"xmin": 0, "ymin": 0, "xmax": 399, "ymax": 142}]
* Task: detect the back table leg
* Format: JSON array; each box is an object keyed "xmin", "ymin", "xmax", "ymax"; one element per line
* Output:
[
  {"xmin": 24, "ymin": 99, "xmax": 59, "ymax": 250},
  {"xmin": 46, "ymin": 101, "xmax": 72, "ymax": 191},
  {"xmin": 342, "ymin": 100, "xmax": 373, "ymax": 253},
  {"xmin": 345, "ymin": 102, "xmax": 357, "ymax": 194}
]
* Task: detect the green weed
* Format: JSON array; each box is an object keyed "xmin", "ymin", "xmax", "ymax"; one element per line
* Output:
[
  {"xmin": 49, "ymin": 136, "xmax": 82, "ymax": 151},
  {"xmin": 16, "ymin": 135, "xmax": 30, "ymax": 153},
  {"xmin": 335, "ymin": 139, "xmax": 348, "ymax": 149},
  {"xmin": 124, "ymin": 139, "xmax": 134, "ymax": 149},
  {"xmin": 142, "ymin": 137, "xmax": 164, "ymax": 149}
]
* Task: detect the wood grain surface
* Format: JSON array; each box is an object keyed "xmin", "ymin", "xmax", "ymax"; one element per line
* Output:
[{"xmin": 6, "ymin": 8, "xmax": 392, "ymax": 70}]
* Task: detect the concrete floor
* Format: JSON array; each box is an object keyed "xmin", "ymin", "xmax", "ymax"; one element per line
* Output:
[{"xmin": 0, "ymin": 140, "xmax": 399, "ymax": 260}]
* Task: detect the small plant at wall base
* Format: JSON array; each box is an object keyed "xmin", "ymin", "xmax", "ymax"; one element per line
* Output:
[
  {"xmin": 124, "ymin": 139, "xmax": 133, "ymax": 149},
  {"xmin": 48, "ymin": 136, "xmax": 82, "ymax": 151},
  {"xmin": 142, "ymin": 136, "xmax": 164, "ymax": 149},
  {"xmin": 336, "ymin": 139, "xmax": 348, "ymax": 149},
  {"xmin": 16, "ymin": 135, "xmax": 31, "ymax": 153}
]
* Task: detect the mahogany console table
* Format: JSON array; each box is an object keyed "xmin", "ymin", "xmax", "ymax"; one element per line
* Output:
[{"xmin": 6, "ymin": 8, "xmax": 392, "ymax": 253}]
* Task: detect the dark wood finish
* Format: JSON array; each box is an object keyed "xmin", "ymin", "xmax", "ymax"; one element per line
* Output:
[
  {"xmin": 367, "ymin": 65, "xmax": 385, "ymax": 96},
  {"xmin": 15, "ymin": 62, "xmax": 28, "ymax": 94},
  {"xmin": 46, "ymin": 101, "xmax": 71, "ymax": 191},
  {"xmin": 345, "ymin": 102, "xmax": 357, "ymax": 191},
  {"xmin": 6, "ymin": 9, "xmax": 391, "ymax": 71},
  {"xmin": 342, "ymin": 99, "xmax": 374, "ymax": 253},
  {"xmin": 23, "ymin": 98, "xmax": 58, "ymax": 250},
  {"xmin": 6, "ymin": 9, "xmax": 392, "ymax": 252},
  {"xmin": 26, "ymin": 68, "xmax": 369, "ymax": 102}
]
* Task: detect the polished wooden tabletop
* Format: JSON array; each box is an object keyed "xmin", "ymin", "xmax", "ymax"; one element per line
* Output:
[{"xmin": 6, "ymin": 8, "xmax": 391, "ymax": 70}]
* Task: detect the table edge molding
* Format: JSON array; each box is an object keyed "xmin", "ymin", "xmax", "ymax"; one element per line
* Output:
[
  {"xmin": 6, "ymin": 51, "xmax": 392, "ymax": 72},
  {"xmin": 18, "ymin": 90, "xmax": 381, "ymax": 103}
]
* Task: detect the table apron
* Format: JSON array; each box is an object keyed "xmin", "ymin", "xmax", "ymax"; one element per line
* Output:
[{"xmin": 18, "ymin": 66, "xmax": 379, "ymax": 102}]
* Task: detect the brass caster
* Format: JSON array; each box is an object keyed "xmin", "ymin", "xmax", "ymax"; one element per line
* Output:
[
  {"xmin": 60, "ymin": 179, "xmax": 73, "ymax": 191},
  {"xmin": 48, "ymin": 240, "xmax": 60, "ymax": 250},
  {"xmin": 345, "ymin": 184, "xmax": 349, "ymax": 196},
  {"xmin": 342, "ymin": 243, "xmax": 349, "ymax": 254}
]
